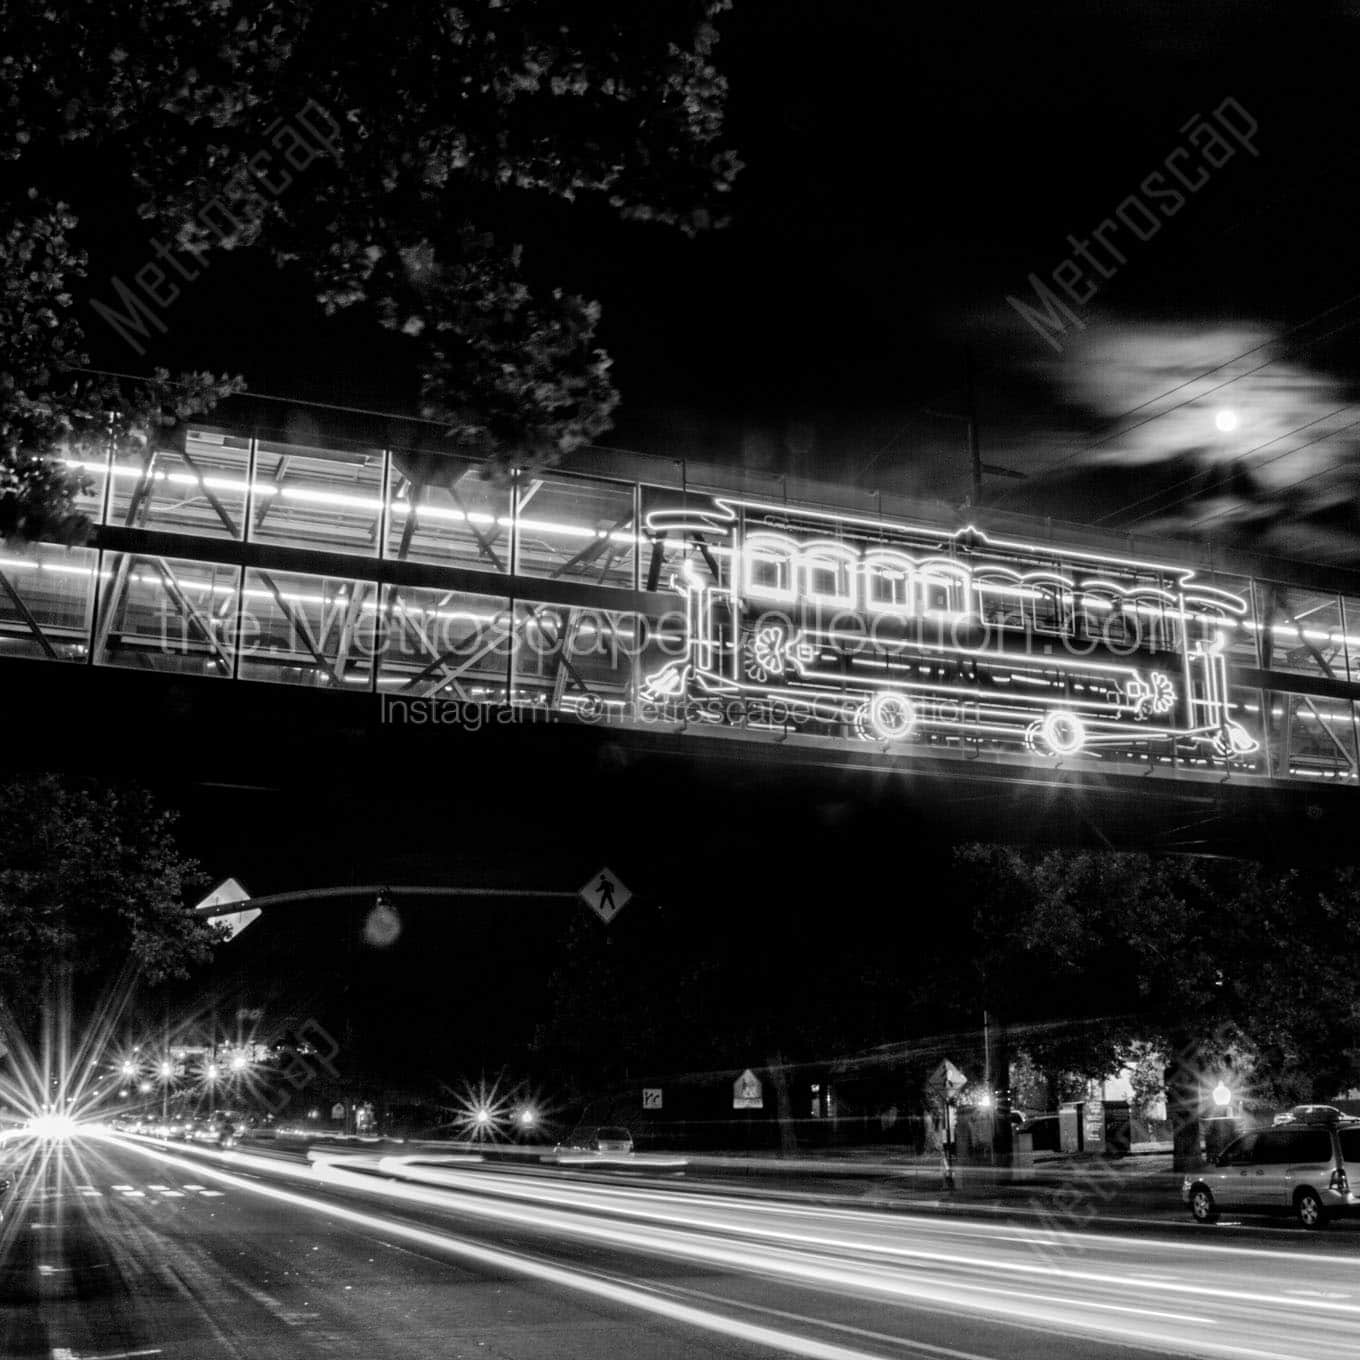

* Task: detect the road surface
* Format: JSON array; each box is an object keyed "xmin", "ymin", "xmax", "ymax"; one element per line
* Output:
[{"xmin": 2, "ymin": 1133, "xmax": 1358, "ymax": 1360}]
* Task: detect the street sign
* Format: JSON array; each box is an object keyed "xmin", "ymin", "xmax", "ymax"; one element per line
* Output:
[
  {"xmin": 195, "ymin": 877, "xmax": 261, "ymax": 941},
  {"xmin": 733, "ymin": 1068, "xmax": 763, "ymax": 1110},
  {"xmin": 579, "ymin": 867, "xmax": 632, "ymax": 924},
  {"xmin": 642, "ymin": 1088, "xmax": 663, "ymax": 1109},
  {"xmin": 930, "ymin": 1059, "xmax": 968, "ymax": 1094}
]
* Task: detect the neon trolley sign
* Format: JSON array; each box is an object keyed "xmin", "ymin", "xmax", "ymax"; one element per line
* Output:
[{"xmin": 639, "ymin": 496, "xmax": 1258, "ymax": 760}]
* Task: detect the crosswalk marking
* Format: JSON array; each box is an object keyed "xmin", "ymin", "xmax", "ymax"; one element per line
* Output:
[{"xmin": 106, "ymin": 1183, "xmax": 222, "ymax": 1199}]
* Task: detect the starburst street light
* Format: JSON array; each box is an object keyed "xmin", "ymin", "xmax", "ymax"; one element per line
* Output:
[
  {"xmin": 451, "ymin": 1077, "xmax": 513, "ymax": 1141},
  {"xmin": 27, "ymin": 1108, "xmax": 78, "ymax": 1141},
  {"xmin": 230, "ymin": 1052, "xmax": 249, "ymax": 1072},
  {"xmin": 1212, "ymin": 1082, "xmax": 1233, "ymax": 1108},
  {"xmin": 159, "ymin": 1060, "xmax": 174, "ymax": 1080},
  {"xmin": 205, "ymin": 1063, "xmax": 220, "ymax": 1082},
  {"xmin": 1214, "ymin": 408, "xmax": 1239, "ymax": 433}
]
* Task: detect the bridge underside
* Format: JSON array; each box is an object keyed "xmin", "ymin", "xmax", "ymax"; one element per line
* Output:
[{"xmin": 4, "ymin": 660, "xmax": 1350, "ymax": 872}]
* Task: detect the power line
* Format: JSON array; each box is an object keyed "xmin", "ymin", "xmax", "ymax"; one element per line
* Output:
[
  {"xmin": 1185, "ymin": 443, "xmax": 1360, "ymax": 536},
  {"xmin": 988, "ymin": 290, "xmax": 1360, "ymax": 507},
  {"xmin": 1092, "ymin": 402, "xmax": 1356, "ymax": 526},
  {"xmin": 1128, "ymin": 410, "xmax": 1360, "ymax": 530},
  {"xmin": 1083, "ymin": 285, "xmax": 1360, "ymax": 431}
]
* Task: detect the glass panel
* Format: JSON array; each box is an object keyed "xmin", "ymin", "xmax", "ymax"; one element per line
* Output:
[
  {"xmin": 94, "ymin": 554, "xmax": 238, "ymax": 677},
  {"xmin": 238, "ymin": 569, "xmax": 378, "ymax": 690},
  {"xmin": 1199, "ymin": 571, "xmax": 1257, "ymax": 671},
  {"xmin": 1221, "ymin": 685, "xmax": 1268, "ymax": 777},
  {"xmin": 107, "ymin": 430, "xmax": 250, "ymax": 538},
  {"xmin": 375, "ymin": 585, "xmax": 512, "ymax": 702},
  {"xmin": 251, "ymin": 440, "xmax": 383, "ymax": 555},
  {"xmin": 1345, "ymin": 597, "xmax": 1360, "ymax": 684},
  {"xmin": 514, "ymin": 474, "xmax": 637, "ymax": 588},
  {"xmin": 1261, "ymin": 691, "xmax": 1359, "ymax": 783},
  {"xmin": 386, "ymin": 452, "xmax": 512, "ymax": 572},
  {"xmin": 0, "ymin": 543, "xmax": 98, "ymax": 661},
  {"xmin": 511, "ymin": 599, "xmax": 641, "ymax": 718},
  {"xmin": 1252, "ymin": 583, "xmax": 1348, "ymax": 683}
]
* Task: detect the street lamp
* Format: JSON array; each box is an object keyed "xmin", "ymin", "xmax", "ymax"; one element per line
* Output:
[
  {"xmin": 230, "ymin": 1053, "xmax": 249, "ymax": 1073},
  {"xmin": 1212, "ymin": 1082, "xmax": 1233, "ymax": 1109},
  {"xmin": 159, "ymin": 1059, "xmax": 174, "ymax": 1125},
  {"xmin": 1214, "ymin": 408, "xmax": 1239, "ymax": 433}
]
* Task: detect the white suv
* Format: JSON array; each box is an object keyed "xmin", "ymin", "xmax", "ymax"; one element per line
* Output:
[{"xmin": 1183, "ymin": 1108, "xmax": 1360, "ymax": 1228}]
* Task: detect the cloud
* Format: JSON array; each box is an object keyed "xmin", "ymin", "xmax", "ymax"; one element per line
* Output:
[{"xmin": 1031, "ymin": 322, "xmax": 1360, "ymax": 558}]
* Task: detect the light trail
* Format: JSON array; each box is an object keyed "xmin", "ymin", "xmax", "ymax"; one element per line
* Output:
[
  {"xmin": 101, "ymin": 1135, "xmax": 1360, "ymax": 1360},
  {"xmin": 97, "ymin": 1137, "xmax": 900, "ymax": 1360}
]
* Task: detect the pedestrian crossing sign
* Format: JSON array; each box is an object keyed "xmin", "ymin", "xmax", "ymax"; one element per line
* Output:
[{"xmin": 579, "ymin": 867, "xmax": 631, "ymax": 923}]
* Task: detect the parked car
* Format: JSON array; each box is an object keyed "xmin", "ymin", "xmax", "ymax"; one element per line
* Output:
[
  {"xmin": 1183, "ymin": 1107, "xmax": 1360, "ymax": 1227},
  {"xmin": 594, "ymin": 1126, "xmax": 635, "ymax": 1154},
  {"xmin": 555, "ymin": 1126, "xmax": 636, "ymax": 1156}
]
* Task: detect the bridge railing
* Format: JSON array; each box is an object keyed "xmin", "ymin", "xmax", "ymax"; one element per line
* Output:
[{"xmin": 0, "ymin": 418, "xmax": 1356, "ymax": 789}]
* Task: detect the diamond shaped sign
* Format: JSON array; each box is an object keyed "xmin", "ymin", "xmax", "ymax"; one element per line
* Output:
[
  {"xmin": 195, "ymin": 876, "xmax": 261, "ymax": 941},
  {"xmin": 579, "ymin": 867, "xmax": 631, "ymax": 924}
]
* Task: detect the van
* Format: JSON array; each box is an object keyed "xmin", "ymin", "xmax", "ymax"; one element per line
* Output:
[{"xmin": 1183, "ymin": 1108, "xmax": 1360, "ymax": 1227}]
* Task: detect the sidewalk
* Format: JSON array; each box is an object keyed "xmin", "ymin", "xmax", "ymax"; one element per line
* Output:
[{"xmin": 676, "ymin": 1145, "xmax": 1187, "ymax": 1217}]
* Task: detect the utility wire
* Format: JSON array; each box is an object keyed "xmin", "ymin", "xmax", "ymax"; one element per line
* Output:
[
  {"xmin": 1130, "ymin": 411, "xmax": 1360, "ymax": 531},
  {"xmin": 987, "ymin": 292, "xmax": 1360, "ymax": 507},
  {"xmin": 1093, "ymin": 402, "xmax": 1356, "ymax": 526},
  {"xmin": 1185, "ymin": 443, "xmax": 1360, "ymax": 535}
]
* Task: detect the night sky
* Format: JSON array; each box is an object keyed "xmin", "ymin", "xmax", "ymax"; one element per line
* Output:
[
  {"xmin": 69, "ymin": 2, "xmax": 1360, "ymax": 1085},
  {"xmin": 83, "ymin": 1, "xmax": 1360, "ymax": 556}
]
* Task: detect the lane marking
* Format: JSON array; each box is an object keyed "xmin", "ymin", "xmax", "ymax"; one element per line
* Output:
[
  {"xmin": 104, "ymin": 1143, "xmax": 930, "ymax": 1360},
  {"xmin": 108, "ymin": 1138, "xmax": 1309, "ymax": 1360},
  {"xmin": 352, "ymin": 1159, "xmax": 1360, "ymax": 1321},
  {"xmin": 50, "ymin": 1350, "xmax": 163, "ymax": 1359}
]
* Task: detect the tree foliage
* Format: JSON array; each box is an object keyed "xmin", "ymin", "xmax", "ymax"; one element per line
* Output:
[
  {"xmin": 0, "ymin": 191, "xmax": 245, "ymax": 543},
  {"xmin": 1, "ymin": 0, "xmax": 738, "ymax": 539},
  {"xmin": 0, "ymin": 774, "xmax": 217, "ymax": 1012},
  {"xmin": 937, "ymin": 846, "xmax": 1360, "ymax": 1111}
]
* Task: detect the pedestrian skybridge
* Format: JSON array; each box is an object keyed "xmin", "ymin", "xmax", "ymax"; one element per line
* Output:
[{"xmin": 5, "ymin": 402, "xmax": 1360, "ymax": 802}]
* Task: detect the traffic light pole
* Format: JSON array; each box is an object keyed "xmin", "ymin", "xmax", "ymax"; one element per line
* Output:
[{"xmin": 196, "ymin": 884, "xmax": 579, "ymax": 919}]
